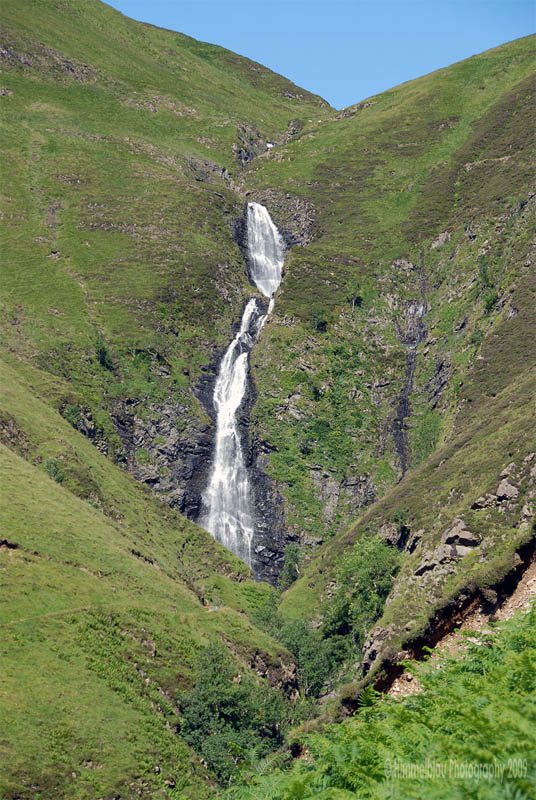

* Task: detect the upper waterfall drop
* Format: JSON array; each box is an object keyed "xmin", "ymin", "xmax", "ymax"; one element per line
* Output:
[
  {"xmin": 247, "ymin": 202, "xmax": 285, "ymax": 299},
  {"xmin": 198, "ymin": 203, "xmax": 285, "ymax": 566}
]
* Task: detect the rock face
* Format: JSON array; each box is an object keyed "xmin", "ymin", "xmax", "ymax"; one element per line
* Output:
[
  {"xmin": 250, "ymin": 436, "xmax": 293, "ymax": 582},
  {"xmin": 308, "ymin": 468, "xmax": 375, "ymax": 525},
  {"xmin": 111, "ymin": 396, "xmax": 213, "ymax": 518},
  {"xmin": 235, "ymin": 338, "xmax": 292, "ymax": 584},
  {"xmin": 233, "ymin": 123, "xmax": 267, "ymax": 166},
  {"xmin": 413, "ymin": 518, "xmax": 480, "ymax": 576},
  {"xmin": 250, "ymin": 650, "xmax": 299, "ymax": 699},
  {"xmin": 496, "ymin": 478, "xmax": 519, "ymax": 501},
  {"xmin": 242, "ymin": 189, "xmax": 317, "ymax": 248}
]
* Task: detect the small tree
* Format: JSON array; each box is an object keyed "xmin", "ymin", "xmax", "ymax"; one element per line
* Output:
[
  {"xmin": 310, "ymin": 304, "xmax": 329, "ymax": 332},
  {"xmin": 322, "ymin": 535, "xmax": 401, "ymax": 651}
]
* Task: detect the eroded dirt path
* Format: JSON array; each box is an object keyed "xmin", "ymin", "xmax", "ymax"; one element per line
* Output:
[{"xmin": 389, "ymin": 559, "xmax": 536, "ymax": 698}]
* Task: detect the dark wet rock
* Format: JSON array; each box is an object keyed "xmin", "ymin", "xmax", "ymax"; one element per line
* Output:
[
  {"xmin": 241, "ymin": 385, "xmax": 293, "ymax": 584},
  {"xmin": 110, "ymin": 395, "xmax": 213, "ymax": 518},
  {"xmin": 233, "ymin": 123, "xmax": 267, "ymax": 166},
  {"xmin": 407, "ymin": 528, "xmax": 424, "ymax": 553},
  {"xmin": 379, "ymin": 521, "xmax": 411, "ymax": 550},
  {"xmin": 425, "ymin": 358, "xmax": 451, "ymax": 409},
  {"xmin": 392, "ymin": 297, "xmax": 428, "ymax": 474},
  {"xmin": 186, "ymin": 156, "xmax": 230, "ymax": 184}
]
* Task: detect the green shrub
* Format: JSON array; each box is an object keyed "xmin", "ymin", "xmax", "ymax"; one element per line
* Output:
[
  {"xmin": 180, "ymin": 644, "xmax": 287, "ymax": 785},
  {"xmin": 96, "ymin": 341, "xmax": 114, "ymax": 372},
  {"xmin": 478, "ymin": 254, "xmax": 492, "ymax": 288},
  {"xmin": 279, "ymin": 543, "xmax": 303, "ymax": 591},
  {"xmin": 227, "ymin": 606, "xmax": 536, "ymax": 799},
  {"xmin": 470, "ymin": 328, "xmax": 485, "ymax": 347},
  {"xmin": 310, "ymin": 305, "xmax": 330, "ymax": 333},
  {"xmin": 345, "ymin": 280, "xmax": 363, "ymax": 314},
  {"xmin": 43, "ymin": 457, "xmax": 65, "ymax": 483},
  {"xmin": 62, "ymin": 404, "xmax": 81, "ymax": 427},
  {"xmin": 321, "ymin": 535, "xmax": 401, "ymax": 652},
  {"xmin": 278, "ymin": 619, "xmax": 348, "ymax": 697},
  {"xmin": 135, "ymin": 449, "xmax": 150, "ymax": 465},
  {"xmin": 484, "ymin": 288, "xmax": 498, "ymax": 313}
]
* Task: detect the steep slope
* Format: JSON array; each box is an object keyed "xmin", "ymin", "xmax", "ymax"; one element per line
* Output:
[
  {"xmin": 244, "ymin": 34, "xmax": 535, "ymax": 692},
  {"xmin": 0, "ymin": 0, "xmax": 330, "ymax": 532},
  {"xmin": 244, "ymin": 35, "xmax": 535, "ymax": 541},
  {"xmin": 0, "ymin": 358, "xmax": 296, "ymax": 798},
  {"xmin": 227, "ymin": 606, "xmax": 536, "ymax": 799}
]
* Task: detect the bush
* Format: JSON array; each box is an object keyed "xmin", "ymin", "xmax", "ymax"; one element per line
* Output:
[
  {"xmin": 310, "ymin": 304, "xmax": 330, "ymax": 332},
  {"xmin": 180, "ymin": 644, "xmax": 287, "ymax": 785},
  {"xmin": 278, "ymin": 543, "xmax": 302, "ymax": 591},
  {"xmin": 96, "ymin": 340, "xmax": 114, "ymax": 371},
  {"xmin": 135, "ymin": 448, "xmax": 150, "ymax": 465},
  {"xmin": 281, "ymin": 620, "xmax": 349, "ymax": 697},
  {"xmin": 62, "ymin": 404, "xmax": 81, "ymax": 427},
  {"xmin": 321, "ymin": 535, "xmax": 401, "ymax": 652},
  {"xmin": 345, "ymin": 279, "xmax": 363, "ymax": 314},
  {"xmin": 226, "ymin": 607, "xmax": 536, "ymax": 799},
  {"xmin": 44, "ymin": 457, "xmax": 65, "ymax": 483},
  {"xmin": 484, "ymin": 288, "xmax": 498, "ymax": 313},
  {"xmin": 470, "ymin": 328, "xmax": 485, "ymax": 347}
]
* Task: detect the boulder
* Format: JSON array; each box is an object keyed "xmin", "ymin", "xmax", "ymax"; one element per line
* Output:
[
  {"xmin": 496, "ymin": 479, "xmax": 519, "ymax": 501},
  {"xmin": 471, "ymin": 494, "xmax": 495, "ymax": 510},
  {"xmin": 441, "ymin": 518, "xmax": 480, "ymax": 547}
]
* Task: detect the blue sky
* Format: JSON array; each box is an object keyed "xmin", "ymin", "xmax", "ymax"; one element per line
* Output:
[{"xmin": 106, "ymin": 1, "xmax": 535, "ymax": 109}]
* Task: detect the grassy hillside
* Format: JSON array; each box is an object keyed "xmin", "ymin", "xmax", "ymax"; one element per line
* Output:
[
  {"xmin": 246, "ymin": 35, "xmax": 535, "ymax": 540},
  {"xmin": 0, "ymin": 0, "xmax": 330, "ymax": 456},
  {"xmin": 0, "ymin": 6, "xmax": 331, "ymax": 794},
  {"xmin": 247, "ymin": 35, "xmax": 536, "ymax": 691},
  {"xmin": 0, "ymin": 359, "xmax": 297, "ymax": 798},
  {"xmin": 1, "ymin": 1, "xmax": 535, "ymax": 795}
]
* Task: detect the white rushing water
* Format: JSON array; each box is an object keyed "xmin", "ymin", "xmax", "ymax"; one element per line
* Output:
[{"xmin": 199, "ymin": 203, "xmax": 285, "ymax": 564}]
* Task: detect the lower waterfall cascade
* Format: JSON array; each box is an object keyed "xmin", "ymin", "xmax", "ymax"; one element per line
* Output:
[{"xmin": 198, "ymin": 202, "xmax": 286, "ymax": 565}]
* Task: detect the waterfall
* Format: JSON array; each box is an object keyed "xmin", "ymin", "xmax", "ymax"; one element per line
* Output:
[{"xmin": 199, "ymin": 203, "xmax": 285, "ymax": 564}]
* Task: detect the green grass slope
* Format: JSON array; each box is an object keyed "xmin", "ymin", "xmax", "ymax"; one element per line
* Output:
[
  {"xmin": 0, "ymin": 0, "xmax": 330, "ymax": 452},
  {"xmin": 1, "ymin": 4, "xmax": 535, "ymax": 794},
  {"xmin": 240, "ymin": 37, "xmax": 536, "ymax": 695},
  {"xmin": 245, "ymin": 35, "xmax": 535, "ymax": 542},
  {"xmin": 279, "ymin": 274, "xmax": 535, "ymax": 660},
  {"xmin": 0, "ymin": 358, "xmax": 294, "ymax": 799}
]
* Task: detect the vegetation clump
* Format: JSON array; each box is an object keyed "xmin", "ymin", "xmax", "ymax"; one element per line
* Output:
[
  {"xmin": 227, "ymin": 607, "xmax": 536, "ymax": 798},
  {"xmin": 180, "ymin": 644, "xmax": 287, "ymax": 785}
]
